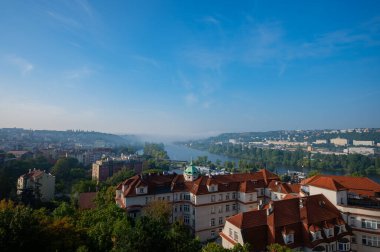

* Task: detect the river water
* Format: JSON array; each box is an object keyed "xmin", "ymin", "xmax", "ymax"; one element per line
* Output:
[{"xmin": 165, "ymin": 144, "xmax": 380, "ymax": 182}]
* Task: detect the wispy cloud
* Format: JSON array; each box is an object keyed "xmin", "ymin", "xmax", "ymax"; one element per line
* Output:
[
  {"xmin": 6, "ymin": 55, "xmax": 34, "ymax": 75},
  {"xmin": 46, "ymin": 11, "xmax": 82, "ymax": 29},
  {"xmin": 185, "ymin": 93, "xmax": 198, "ymax": 105},
  {"xmin": 65, "ymin": 66, "xmax": 93, "ymax": 79},
  {"xmin": 134, "ymin": 55, "xmax": 160, "ymax": 68}
]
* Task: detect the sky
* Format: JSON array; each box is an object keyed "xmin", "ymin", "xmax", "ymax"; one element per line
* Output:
[{"xmin": 0, "ymin": 0, "xmax": 380, "ymax": 138}]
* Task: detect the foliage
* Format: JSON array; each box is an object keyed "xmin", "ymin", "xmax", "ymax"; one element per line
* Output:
[
  {"xmin": 267, "ymin": 243, "xmax": 293, "ymax": 252},
  {"xmin": 202, "ymin": 242, "xmax": 251, "ymax": 252},
  {"xmin": 105, "ymin": 169, "xmax": 135, "ymax": 186},
  {"xmin": 143, "ymin": 143, "xmax": 169, "ymax": 159}
]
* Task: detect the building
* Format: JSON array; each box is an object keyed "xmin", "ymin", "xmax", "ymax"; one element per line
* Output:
[
  {"xmin": 353, "ymin": 140, "xmax": 374, "ymax": 147},
  {"xmin": 330, "ymin": 138, "xmax": 348, "ymax": 146},
  {"xmin": 92, "ymin": 157, "xmax": 143, "ymax": 182},
  {"xmin": 301, "ymin": 175, "xmax": 380, "ymax": 252},
  {"xmin": 314, "ymin": 140, "xmax": 328, "ymax": 145},
  {"xmin": 221, "ymin": 194, "xmax": 352, "ymax": 252},
  {"xmin": 17, "ymin": 168, "xmax": 55, "ymax": 202},
  {"xmin": 115, "ymin": 165, "xmax": 280, "ymax": 241},
  {"xmin": 266, "ymin": 180, "xmax": 300, "ymax": 201},
  {"xmin": 344, "ymin": 147, "xmax": 375, "ymax": 156}
]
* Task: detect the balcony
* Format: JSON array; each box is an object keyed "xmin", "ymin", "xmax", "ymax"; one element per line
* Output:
[{"xmin": 347, "ymin": 198, "xmax": 380, "ymax": 209}]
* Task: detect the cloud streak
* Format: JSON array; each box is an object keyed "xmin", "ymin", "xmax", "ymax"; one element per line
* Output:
[{"xmin": 6, "ymin": 55, "xmax": 34, "ymax": 75}]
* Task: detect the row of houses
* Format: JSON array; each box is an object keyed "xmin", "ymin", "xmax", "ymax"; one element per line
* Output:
[{"xmin": 115, "ymin": 164, "xmax": 380, "ymax": 251}]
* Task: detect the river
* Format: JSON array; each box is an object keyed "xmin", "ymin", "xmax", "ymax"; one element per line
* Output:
[{"xmin": 165, "ymin": 144, "xmax": 380, "ymax": 182}]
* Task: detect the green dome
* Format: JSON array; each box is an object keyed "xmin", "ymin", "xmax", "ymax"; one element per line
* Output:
[{"xmin": 184, "ymin": 163, "xmax": 199, "ymax": 175}]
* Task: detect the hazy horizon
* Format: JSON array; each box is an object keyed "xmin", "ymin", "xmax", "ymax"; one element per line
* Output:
[{"xmin": 1, "ymin": 1, "xmax": 380, "ymax": 136}]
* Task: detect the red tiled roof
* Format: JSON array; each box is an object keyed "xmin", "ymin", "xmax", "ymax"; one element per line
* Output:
[
  {"xmin": 119, "ymin": 169, "xmax": 279, "ymax": 198},
  {"xmin": 301, "ymin": 175, "xmax": 380, "ymax": 197},
  {"xmin": 227, "ymin": 209, "xmax": 267, "ymax": 229},
  {"xmin": 224, "ymin": 194, "xmax": 349, "ymax": 251},
  {"xmin": 268, "ymin": 181, "xmax": 301, "ymax": 194}
]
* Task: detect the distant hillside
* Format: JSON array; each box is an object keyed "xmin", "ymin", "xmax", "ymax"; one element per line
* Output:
[
  {"xmin": 178, "ymin": 128, "xmax": 380, "ymax": 146},
  {"xmin": 0, "ymin": 128, "xmax": 142, "ymax": 148}
]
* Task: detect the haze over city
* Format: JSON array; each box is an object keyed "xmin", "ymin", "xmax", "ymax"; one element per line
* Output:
[{"xmin": 1, "ymin": 0, "xmax": 380, "ymax": 138}]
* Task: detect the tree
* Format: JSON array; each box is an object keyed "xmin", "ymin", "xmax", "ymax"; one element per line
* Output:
[
  {"xmin": 267, "ymin": 243, "xmax": 292, "ymax": 252},
  {"xmin": 202, "ymin": 242, "xmax": 227, "ymax": 252},
  {"xmin": 142, "ymin": 200, "xmax": 172, "ymax": 223}
]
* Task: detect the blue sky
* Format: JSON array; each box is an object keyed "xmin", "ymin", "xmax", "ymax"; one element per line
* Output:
[{"xmin": 0, "ymin": 0, "xmax": 379, "ymax": 138}]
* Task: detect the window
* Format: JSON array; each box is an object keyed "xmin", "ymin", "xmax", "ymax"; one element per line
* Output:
[
  {"xmin": 184, "ymin": 205, "xmax": 190, "ymax": 212},
  {"xmin": 338, "ymin": 242, "xmax": 350, "ymax": 251},
  {"xmin": 219, "ymin": 216, "xmax": 223, "ymax": 225},
  {"xmin": 232, "ymin": 192, "xmax": 236, "ymax": 199},
  {"xmin": 350, "ymin": 216, "xmax": 356, "ymax": 227},
  {"xmin": 211, "ymin": 230, "xmax": 216, "ymax": 237},
  {"xmin": 249, "ymin": 194, "xmax": 253, "ymax": 201},
  {"xmin": 174, "ymin": 205, "xmax": 177, "ymax": 212},
  {"xmin": 226, "ymin": 204, "xmax": 230, "ymax": 212},
  {"xmin": 211, "ymin": 206, "xmax": 215, "ymax": 214},
  {"xmin": 232, "ymin": 204, "xmax": 237, "ymax": 211},
  {"xmin": 362, "ymin": 219, "xmax": 379, "ymax": 230},
  {"xmin": 184, "ymin": 215, "xmax": 190, "ymax": 224},
  {"xmin": 145, "ymin": 197, "xmax": 149, "ymax": 204},
  {"xmin": 226, "ymin": 193, "xmax": 230, "ymax": 200},
  {"xmin": 218, "ymin": 205, "xmax": 223, "ymax": 213},
  {"xmin": 234, "ymin": 231, "xmax": 238, "ymax": 241},
  {"xmin": 139, "ymin": 188, "xmax": 144, "ymax": 193},
  {"xmin": 311, "ymin": 231, "xmax": 322, "ymax": 241},
  {"xmin": 283, "ymin": 233, "xmax": 294, "ymax": 244},
  {"xmin": 211, "ymin": 195, "xmax": 216, "ymax": 202},
  {"xmin": 324, "ymin": 228, "xmax": 334, "ymax": 238},
  {"xmin": 211, "ymin": 218, "xmax": 215, "ymax": 227},
  {"xmin": 179, "ymin": 205, "xmax": 182, "ymax": 212},
  {"xmin": 219, "ymin": 194, "xmax": 223, "ymax": 201},
  {"xmin": 229, "ymin": 228, "xmax": 232, "ymax": 238},
  {"xmin": 362, "ymin": 235, "xmax": 380, "ymax": 247},
  {"xmin": 184, "ymin": 194, "xmax": 190, "ymax": 200}
]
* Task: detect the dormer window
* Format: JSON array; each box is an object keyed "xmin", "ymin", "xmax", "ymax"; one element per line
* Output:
[
  {"xmin": 311, "ymin": 231, "xmax": 322, "ymax": 241},
  {"xmin": 282, "ymin": 232, "xmax": 294, "ymax": 244},
  {"xmin": 324, "ymin": 227, "xmax": 334, "ymax": 238},
  {"xmin": 336, "ymin": 224, "xmax": 346, "ymax": 234},
  {"xmin": 136, "ymin": 186, "xmax": 147, "ymax": 195}
]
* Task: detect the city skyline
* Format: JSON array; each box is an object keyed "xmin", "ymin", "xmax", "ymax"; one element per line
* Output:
[{"xmin": 1, "ymin": 1, "xmax": 380, "ymax": 137}]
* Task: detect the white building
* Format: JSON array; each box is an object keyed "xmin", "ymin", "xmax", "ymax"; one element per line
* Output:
[
  {"xmin": 314, "ymin": 139, "xmax": 328, "ymax": 144},
  {"xmin": 301, "ymin": 175, "xmax": 380, "ymax": 252},
  {"xmin": 330, "ymin": 138, "xmax": 348, "ymax": 146},
  {"xmin": 17, "ymin": 168, "xmax": 55, "ymax": 202},
  {"xmin": 353, "ymin": 140, "xmax": 375, "ymax": 147},
  {"xmin": 344, "ymin": 147, "xmax": 375, "ymax": 156},
  {"xmin": 115, "ymin": 165, "xmax": 279, "ymax": 241}
]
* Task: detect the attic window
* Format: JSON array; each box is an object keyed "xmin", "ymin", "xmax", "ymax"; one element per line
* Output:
[
  {"xmin": 324, "ymin": 227, "xmax": 334, "ymax": 238},
  {"xmin": 282, "ymin": 233, "xmax": 294, "ymax": 244},
  {"xmin": 311, "ymin": 231, "xmax": 322, "ymax": 241}
]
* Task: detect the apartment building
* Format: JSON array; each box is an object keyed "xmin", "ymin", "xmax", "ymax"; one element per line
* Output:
[
  {"xmin": 115, "ymin": 164, "xmax": 279, "ymax": 241},
  {"xmin": 301, "ymin": 175, "xmax": 380, "ymax": 252},
  {"xmin": 352, "ymin": 140, "xmax": 375, "ymax": 147},
  {"xmin": 221, "ymin": 194, "xmax": 352, "ymax": 252},
  {"xmin": 92, "ymin": 157, "xmax": 142, "ymax": 182},
  {"xmin": 330, "ymin": 138, "xmax": 348, "ymax": 146},
  {"xmin": 17, "ymin": 168, "xmax": 55, "ymax": 202}
]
